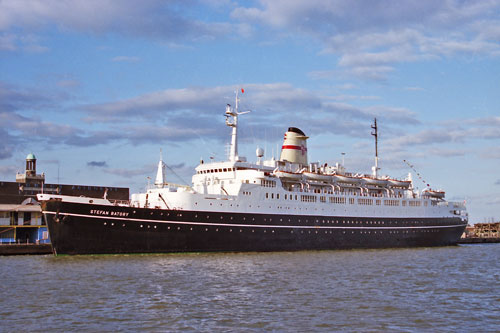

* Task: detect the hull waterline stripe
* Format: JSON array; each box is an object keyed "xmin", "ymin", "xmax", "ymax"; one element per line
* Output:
[{"xmin": 42, "ymin": 211, "xmax": 466, "ymax": 230}]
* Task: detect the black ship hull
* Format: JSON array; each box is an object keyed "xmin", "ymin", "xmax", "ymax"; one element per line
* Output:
[{"xmin": 42, "ymin": 199, "xmax": 467, "ymax": 255}]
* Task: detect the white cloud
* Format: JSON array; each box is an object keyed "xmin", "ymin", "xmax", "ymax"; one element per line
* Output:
[
  {"xmin": 0, "ymin": 0, "xmax": 242, "ymax": 42},
  {"xmin": 0, "ymin": 164, "xmax": 18, "ymax": 176},
  {"xmin": 1, "ymin": 80, "xmax": 498, "ymax": 161},
  {"xmin": 232, "ymin": 1, "xmax": 500, "ymax": 80}
]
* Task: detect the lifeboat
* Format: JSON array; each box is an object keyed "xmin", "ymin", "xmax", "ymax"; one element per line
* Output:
[
  {"xmin": 302, "ymin": 171, "xmax": 333, "ymax": 182},
  {"xmin": 422, "ymin": 189, "xmax": 445, "ymax": 199},
  {"xmin": 333, "ymin": 174, "xmax": 363, "ymax": 185},
  {"xmin": 274, "ymin": 170, "xmax": 303, "ymax": 181},
  {"xmin": 362, "ymin": 177, "xmax": 389, "ymax": 187},
  {"xmin": 387, "ymin": 179, "xmax": 411, "ymax": 188}
]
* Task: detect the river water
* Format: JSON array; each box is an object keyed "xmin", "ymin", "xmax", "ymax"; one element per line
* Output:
[{"xmin": 1, "ymin": 244, "xmax": 499, "ymax": 332}]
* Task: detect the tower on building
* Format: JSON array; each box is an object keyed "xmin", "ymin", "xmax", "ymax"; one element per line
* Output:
[{"xmin": 16, "ymin": 153, "xmax": 45, "ymax": 184}]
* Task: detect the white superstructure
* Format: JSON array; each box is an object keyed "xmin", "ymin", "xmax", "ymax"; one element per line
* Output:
[{"xmin": 128, "ymin": 92, "xmax": 468, "ymax": 223}]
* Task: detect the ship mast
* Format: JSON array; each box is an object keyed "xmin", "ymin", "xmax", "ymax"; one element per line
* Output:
[
  {"xmin": 225, "ymin": 89, "xmax": 249, "ymax": 162},
  {"xmin": 371, "ymin": 118, "xmax": 379, "ymax": 178}
]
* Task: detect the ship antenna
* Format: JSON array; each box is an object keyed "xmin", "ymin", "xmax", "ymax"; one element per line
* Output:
[
  {"xmin": 371, "ymin": 118, "xmax": 379, "ymax": 178},
  {"xmin": 225, "ymin": 88, "xmax": 250, "ymax": 162}
]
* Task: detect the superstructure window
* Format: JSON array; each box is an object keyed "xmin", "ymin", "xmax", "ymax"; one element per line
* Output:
[
  {"xmin": 357, "ymin": 198, "xmax": 373, "ymax": 205},
  {"xmin": 301, "ymin": 195, "xmax": 316, "ymax": 202}
]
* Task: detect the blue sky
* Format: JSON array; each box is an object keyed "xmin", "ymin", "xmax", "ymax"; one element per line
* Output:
[{"xmin": 1, "ymin": 0, "xmax": 499, "ymax": 222}]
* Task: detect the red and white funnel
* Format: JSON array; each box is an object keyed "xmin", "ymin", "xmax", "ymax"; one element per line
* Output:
[{"xmin": 280, "ymin": 127, "xmax": 308, "ymax": 165}]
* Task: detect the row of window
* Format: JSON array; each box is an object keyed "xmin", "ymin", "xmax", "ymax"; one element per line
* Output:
[
  {"xmin": 263, "ymin": 192, "xmax": 429, "ymax": 208},
  {"xmin": 198, "ymin": 167, "xmax": 236, "ymax": 174},
  {"xmin": 70, "ymin": 186, "xmax": 120, "ymax": 191},
  {"xmin": 262, "ymin": 180, "xmax": 276, "ymax": 188}
]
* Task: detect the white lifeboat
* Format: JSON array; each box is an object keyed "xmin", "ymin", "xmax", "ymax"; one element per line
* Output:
[
  {"xmin": 387, "ymin": 179, "xmax": 411, "ymax": 188},
  {"xmin": 274, "ymin": 170, "xmax": 303, "ymax": 181},
  {"xmin": 422, "ymin": 189, "xmax": 445, "ymax": 199},
  {"xmin": 362, "ymin": 177, "xmax": 389, "ymax": 187},
  {"xmin": 302, "ymin": 171, "xmax": 333, "ymax": 182},
  {"xmin": 333, "ymin": 174, "xmax": 363, "ymax": 185}
]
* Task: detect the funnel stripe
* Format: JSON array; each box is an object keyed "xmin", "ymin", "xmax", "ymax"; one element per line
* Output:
[{"xmin": 282, "ymin": 145, "xmax": 307, "ymax": 151}]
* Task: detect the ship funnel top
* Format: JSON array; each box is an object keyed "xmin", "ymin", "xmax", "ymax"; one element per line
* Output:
[
  {"xmin": 280, "ymin": 127, "xmax": 308, "ymax": 166},
  {"xmin": 287, "ymin": 127, "xmax": 306, "ymax": 136}
]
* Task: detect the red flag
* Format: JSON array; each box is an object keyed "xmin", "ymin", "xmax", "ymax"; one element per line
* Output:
[{"xmin": 241, "ymin": 88, "xmax": 244, "ymax": 93}]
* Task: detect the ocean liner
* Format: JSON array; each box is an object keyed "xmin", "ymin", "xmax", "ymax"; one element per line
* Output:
[{"xmin": 38, "ymin": 92, "xmax": 468, "ymax": 255}]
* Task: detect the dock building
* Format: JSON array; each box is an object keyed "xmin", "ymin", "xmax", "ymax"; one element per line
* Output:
[{"xmin": 0, "ymin": 154, "xmax": 129, "ymax": 244}]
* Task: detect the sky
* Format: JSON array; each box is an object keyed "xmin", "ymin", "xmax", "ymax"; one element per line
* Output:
[{"xmin": 1, "ymin": 0, "xmax": 499, "ymax": 223}]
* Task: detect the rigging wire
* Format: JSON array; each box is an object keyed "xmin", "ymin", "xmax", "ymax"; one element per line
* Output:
[
  {"xmin": 165, "ymin": 163, "xmax": 190, "ymax": 187},
  {"xmin": 403, "ymin": 159, "xmax": 430, "ymax": 188}
]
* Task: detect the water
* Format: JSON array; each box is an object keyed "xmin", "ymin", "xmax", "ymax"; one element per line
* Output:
[{"xmin": 1, "ymin": 244, "xmax": 499, "ymax": 332}]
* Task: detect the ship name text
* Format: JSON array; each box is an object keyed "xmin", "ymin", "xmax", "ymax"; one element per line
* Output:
[{"xmin": 90, "ymin": 209, "xmax": 130, "ymax": 217}]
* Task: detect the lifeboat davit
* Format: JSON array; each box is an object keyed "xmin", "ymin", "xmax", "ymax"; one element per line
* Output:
[
  {"xmin": 362, "ymin": 177, "xmax": 388, "ymax": 187},
  {"xmin": 302, "ymin": 171, "xmax": 332, "ymax": 182},
  {"xmin": 274, "ymin": 170, "xmax": 303, "ymax": 181}
]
